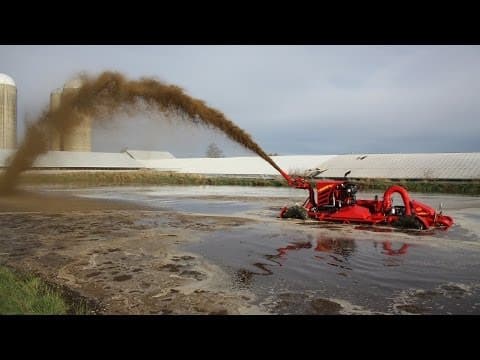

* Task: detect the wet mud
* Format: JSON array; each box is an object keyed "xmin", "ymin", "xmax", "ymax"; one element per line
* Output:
[{"xmin": 0, "ymin": 191, "xmax": 261, "ymax": 314}]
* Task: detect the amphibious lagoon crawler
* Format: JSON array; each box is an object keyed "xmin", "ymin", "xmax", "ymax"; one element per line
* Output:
[{"xmin": 278, "ymin": 169, "xmax": 453, "ymax": 230}]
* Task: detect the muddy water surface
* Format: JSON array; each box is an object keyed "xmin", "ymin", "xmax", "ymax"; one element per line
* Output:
[{"xmin": 61, "ymin": 186, "xmax": 480, "ymax": 314}]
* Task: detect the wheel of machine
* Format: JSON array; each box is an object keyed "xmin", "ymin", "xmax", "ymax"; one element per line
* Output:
[
  {"xmin": 392, "ymin": 215, "xmax": 425, "ymax": 230},
  {"xmin": 281, "ymin": 205, "xmax": 308, "ymax": 220},
  {"xmin": 413, "ymin": 217, "xmax": 425, "ymax": 230}
]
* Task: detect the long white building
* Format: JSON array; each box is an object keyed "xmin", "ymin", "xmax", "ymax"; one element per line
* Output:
[{"xmin": 0, "ymin": 149, "xmax": 479, "ymax": 180}]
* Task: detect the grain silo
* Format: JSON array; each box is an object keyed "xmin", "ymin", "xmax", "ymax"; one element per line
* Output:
[
  {"xmin": 48, "ymin": 88, "xmax": 62, "ymax": 151},
  {"xmin": 61, "ymin": 78, "xmax": 92, "ymax": 152},
  {"xmin": 0, "ymin": 73, "xmax": 17, "ymax": 149}
]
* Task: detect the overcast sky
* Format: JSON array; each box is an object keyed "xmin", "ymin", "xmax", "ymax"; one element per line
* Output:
[{"xmin": 0, "ymin": 45, "xmax": 479, "ymax": 157}]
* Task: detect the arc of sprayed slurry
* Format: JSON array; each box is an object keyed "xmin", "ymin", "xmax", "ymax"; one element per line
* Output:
[{"xmin": 0, "ymin": 72, "xmax": 283, "ymax": 193}]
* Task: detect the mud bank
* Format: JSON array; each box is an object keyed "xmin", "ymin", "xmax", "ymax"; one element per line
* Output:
[{"xmin": 0, "ymin": 191, "xmax": 262, "ymax": 314}]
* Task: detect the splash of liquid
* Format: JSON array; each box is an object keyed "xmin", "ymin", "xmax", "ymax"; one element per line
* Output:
[{"xmin": 0, "ymin": 72, "xmax": 283, "ymax": 193}]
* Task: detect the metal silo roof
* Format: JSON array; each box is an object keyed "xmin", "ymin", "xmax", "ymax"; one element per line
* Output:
[{"xmin": 0, "ymin": 73, "xmax": 15, "ymax": 87}]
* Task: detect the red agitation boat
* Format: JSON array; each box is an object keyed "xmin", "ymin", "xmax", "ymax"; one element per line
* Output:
[{"xmin": 278, "ymin": 169, "xmax": 453, "ymax": 230}]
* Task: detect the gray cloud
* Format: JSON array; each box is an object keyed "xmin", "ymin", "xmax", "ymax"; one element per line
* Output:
[{"xmin": 0, "ymin": 45, "xmax": 478, "ymax": 156}]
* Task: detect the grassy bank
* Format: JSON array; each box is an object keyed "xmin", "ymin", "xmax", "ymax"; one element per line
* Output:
[
  {"xmin": 19, "ymin": 170, "xmax": 285, "ymax": 188},
  {"xmin": 0, "ymin": 266, "xmax": 88, "ymax": 315},
  {"xmin": 14, "ymin": 170, "xmax": 480, "ymax": 195},
  {"xmin": 354, "ymin": 178, "xmax": 480, "ymax": 195}
]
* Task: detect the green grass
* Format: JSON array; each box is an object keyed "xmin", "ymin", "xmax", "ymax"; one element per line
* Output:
[
  {"xmin": 14, "ymin": 170, "xmax": 480, "ymax": 195},
  {"xmin": 0, "ymin": 266, "xmax": 88, "ymax": 315}
]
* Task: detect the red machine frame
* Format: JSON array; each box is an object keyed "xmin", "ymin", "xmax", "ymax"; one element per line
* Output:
[{"xmin": 278, "ymin": 170, "xmax": 453, "ymax": 230}]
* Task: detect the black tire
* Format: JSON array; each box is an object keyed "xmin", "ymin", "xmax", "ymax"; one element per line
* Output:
[
  {"xmin": 413, "ymin": 217, "xmax": 425, "ymax": 230},
  {"xmin": 392, "ymin": 215, "xmax": 425, "ymax": 230},
  {"xmin": 282, "ymin": 205, "xmax": 308, "ymax": 220}
]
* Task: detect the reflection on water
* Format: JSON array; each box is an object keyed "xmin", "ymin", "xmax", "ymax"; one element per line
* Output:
[
  {"xmin": 243, "ymin": 235, "xmax": 409, "ymax": 280},
  {"xmin": 354, "ymin": 224, "xmax": 434, "ymax": 236},
  {"xmin": 187, "ymin": 223, "xmax": 480, "ymax": 314},
  {"xmin": 381, "ymin": 242, "xmax": 409, "ymax": 256}
]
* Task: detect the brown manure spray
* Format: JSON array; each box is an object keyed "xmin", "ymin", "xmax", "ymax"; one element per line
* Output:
[{"xmin": 0, "ymin": 71, "xmax": 283, "ymax": 193}]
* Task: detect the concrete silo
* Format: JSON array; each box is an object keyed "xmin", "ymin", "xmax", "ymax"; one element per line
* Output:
[
  {"xmin": 61, "ymin": 77, "xmax": 92, "ymax": 152},
  {"xmin": 48, "ymin": 88, "xmax": 62, "ymax": 151},
  {"xmin": 0, "ymin": 73, "xmax": 17, "ymax": 149}
]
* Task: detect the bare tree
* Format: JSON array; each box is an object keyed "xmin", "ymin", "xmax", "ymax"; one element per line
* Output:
[{"xmin": 206, "ymin": 142, "xmax": 224, "ymax": 158}]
